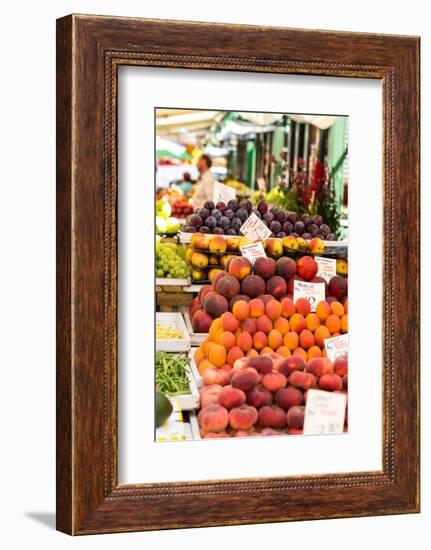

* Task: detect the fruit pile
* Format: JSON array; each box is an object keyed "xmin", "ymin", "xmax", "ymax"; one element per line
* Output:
[
  {"xmin": 156, "ymin": 200, "xmax": 181, "ymax": 235},
  {"xmin": 171, "ymin": 199, "xmax": 194, "ymax": 218},
  {"xmin": 182, "ymin": 199, "xmax": 335, "ymax": 239},
  {"xmin": 156, "ymin": 239, "xmax": 191, "ymax": 279},
  {"xmin": 196, "ymin": 348, "xmax": 348, "ymax": 439}
]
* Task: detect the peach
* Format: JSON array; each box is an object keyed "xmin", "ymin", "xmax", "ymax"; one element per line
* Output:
[
  {"xmin": 333, "ymin": 355, "xmax": 348, "ymax": 377},
  {"xmin": 229, "ymin": 294, "xmax": 250, "ymax": 311},
  {"xmin": 305, "ymin": 313, "xmax": 320, "ymax": 332},
  {"xmin": 278, "ymin": 355, "xmax": 306, "ymax": 376},
  {"xmin": 208, "ymin": 344, "xmax": 227, "ymax": 367},
  {"xmin": 276, "ymin": 345, "xmax": 291, "ymax": 357},
  {"xmin": 220, "ymin": 311, "xmax": 239, "ymax": 333},
  {"xmin": 290, "ymin": 313, "xmax": 306, "ymax": 333},
  {"xmin": 212, "ymin": 271, "xmax": 227, "ymax": 287},
  {"xmin": 265, "ymin": 352, "xmax": 285, "ymax": 371},
  {"xmin": 209, "ymin": 235, "xmax": 227, "ymax": 254},
  {"xmin": 265, "ymin": 238, "xmax": 284, "ymax": 257},
  {"xmin": 234, "ymin": 430, "xmax": 253, "ymax": 437},
  {"xmin": 232, "ymin": 300, "xmax": 250, "ymax": 321},
  {"xmin": 202, "ymin": 367, "xmax": 228, "ymax": 386},
  {"xmin": 227, "ymin": 346, "xmax": 244, "ymax": 367},
  {"xmin": 319, "ymin": 373, "xmax": 343, "ymax": 391},
  {"xmin": 232, "ymin": 357, "xmax": 250, "ymax": 371},
  {"xmin": 328, "ymin": 275, "xmax": 348, "ymax": 300},
  {"xmin": 253, "ymin": 257, "xmax": 277, "ymax": 279},
  {"xmin": 266, "ymin": 276, "xmax": 287, "ymax": 299},
  {"xmin": 325, "ymin": 314, "xmax": 342, "ymax": 334},
  {"xmin": 204, "ymin": 294, "xmax": 228, "ymax": 318},
  {"xmin": 290, "ymin": 370, "xmax": 317, "ymax": 390},
  {"xmin": 226, "ymin": 236, "xmax": 239, "ymax": 252},
  {"xmin": 276, "ymin": 256, "xmax": 297, "ymax": 280},
  {"xmin": 218, "ymin": 331, "xmax": 236, "ymax": 350},
  {"xmin": 274, "ymin": 317, "xmax": 290, "ymax": 336},
  {"xmin": 308, "ymin": 237, "xmax": 325, "ymax": 254},
  {"xmin": 268, "ymin": 329, "xmax": 283, "ymax": 350},
  {"xmin": 343, "ymin": 374, "xmax": 348, "ymax": 389},
  {"xmin": 241, "ymin": 317, "xmax": 257, "ymax": 335},
  {"xmin": 241, "ymin": 275, "xmax": 266, "ymax": 298},
  {"xmin": 256, "ymin": 315, "xmax": 273, "ymax": 335},
  {"xmin": 306, "ymin": 357, "xmax": 334, "ymax": 377},
  {"xmin": 189, "ymin": 296, "xmax": 202, "ymax": 318},
  {"xmin": 283, "ymin": 331, "xmax": 299, "ymax": 351},
  {"xmin": 258, "ymin": 405, "xmax": 287, "ymax": 429},
  {"xmin": 265, "ymin": 300, "xmax": 282, "ymax": 321},
  {"xmin": 295, "ymin": 297, "xmax": 311, "ymax": 316},
  {"xmin": 261, "ymin": 372, "xmax": 287, "ymax": 392},
  {"xmin": 191, "ymin": 251, "xmax": 209, "ymax": 268},
  {"xmin": 287, "ymin": 428, "xmax": 303, "ymax": 435},
  {"xmin": 199, "ymin": 384, "xmax": 223, "ymax": 408},
  {"xmin": 248, "ymin": 354, "xmax": 273, "ymax": 374},
  {"xmin": 237, "ymin": 331, "xmax": 253, "ymax": 352},
  {"xmin": 286, "ymin": 406, "xmax": 305, "ymax": 429},
  {"xmin": 246, "ymin": 348, "xmax": 259, "ymax": 358},
  {"xmin": 218, "ymin": 385, "xmax": 246, "ymax": 409},
  {"xmin": 260, "ymin": 428, "xmax": 285, "ymax": 436},
  {"xmin": 280, "ymin": 297, "xmax": 296, "ymax": 318},
  {"xmin": 293, "ymin": 347, "xmax": 308, "ymax": 362},
  {"xmin": 228, "ymin": 405, "xmax": 258, "ymax": 430},
  {"xmin": 314, "ymin": 325, "xmax": 331, "ymax": 347},
  {"xmin": 307, "ymin": 345, "xmax": 322, "ymax": 359},
  {"xmin": 215, "ymin": 274, "xmax": 240, "ymax": 300},
  {"xmin": 275, "ymin": 387, "xmax": 303, "ymax": 409},
  {"xmin": 331, "ymin": 301, "xmax": 345, "ymax": 317},
  {"xmin": 316, "ymin": 300, "xmax": 331, "ymax": 322},
  {"xmin": 219, "ymin": 254, "xmax": 233, "ymax": 269},
  {"xmin": 252, "ymin": 331, "xmax": 268, "ymax": 351},
  {"xmin": 296, "ymin": 256, "xmax": 318, "ymax": 281},
  {"xmin": 228, "ymin": 256, "xmax": 252, "ymax": 280},
  {"xmin": 198, "ymin": 404, "xmax": 229, "ymax": 434},
  {"xmin": 341, "ymin": 314, "xmax": 348, "ymax": 333},
  {"xmin": 249, "ymin": 298, "xmax": 265, "ymax": 318},
  {"xmin": 246, "ymin": 386, "xmax": 273, "ymax": 407},
  {"xmin": 231, "ymin": 367, "xmax": 260, "ymax": 391},
  {"xmin": 191, "ymin": 309, "xmax": 213, "ymax": 333},
  {"xmin": 202, "ymin": 431, "xmax": 230, "ymax": 439},
  {"xmin": 299, "ymin": 329, "xmax": 315, "ymax": 349}
]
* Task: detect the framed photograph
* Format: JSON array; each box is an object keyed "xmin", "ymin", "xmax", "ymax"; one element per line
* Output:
[{"xmin": 56, "ymin": 14, "xmax": 420, "ymax": 535}]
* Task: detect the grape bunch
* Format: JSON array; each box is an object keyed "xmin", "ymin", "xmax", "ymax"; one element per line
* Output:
[{"xmin": 156, "ymin": 242, "xmax": 191, "ymax": 279}]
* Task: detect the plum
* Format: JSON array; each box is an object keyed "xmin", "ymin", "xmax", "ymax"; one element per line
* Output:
[
  {"xmin": 216, "ymin": 201, "xmax": 227, "ymax": 212},
  {"xmin": 287, "ymin": 212, "xmax": 299, "ymax": 224},
  {"xmin": 282, "ymin": 221, "xmax": 293, "ymax": 234},
  {"xmin": 257, "ymin": 200, "xmax": 268, "ymax": 214},
  {"xmin": 205, "ymin": 216, "xmax": 217, "ymax": 230},
  {"xmin": 227, "ymin": 199, "xmax": 239, "ymax": 210},
  {"xmin": 236, "ymin": 208, "xmax": 249, "ymax": 222},
  {"xmin": 190, "ymin": 214, "xmax": 203, "ymax": 228},
  {"xmin": 224, "ymin": 209, "xmax": 235, "ymax": 220},
  {"xmin": 204, "ymin": 201, "xmax": 215, "ymax": 210},
  {"xmin": 269, "ymin": 220, "xmax": 282, "ymax": 234},
  {"xmin": 263, "ymin": 212, "xmax": 274, "ymax": 224}
]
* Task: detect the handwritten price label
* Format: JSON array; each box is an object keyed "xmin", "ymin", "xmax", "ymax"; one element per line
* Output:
[
  {"xmin": 293, "ymin": 280, "xmax": 325, "ymax": 312},
  {"xmin": 213, "ymin": 181, "xmax": 236, "ymax": 205},
  {"xmin": 303, "ymin": 389, "xmax": 347, "ymax": 436},
  {"xmin": 240, "ymin": 213, "xmax": 272, "ymax": 242},
  {"xmin": 240, "ymin": 242, "xmax": 267, "ymax": 265},
  {"xmin": 324, "ymin": 333, "xmax": 349, "ymax": 363},
  {"xmin": 315, "ymin": 256, "xmax": 337, "ymax": 283}
]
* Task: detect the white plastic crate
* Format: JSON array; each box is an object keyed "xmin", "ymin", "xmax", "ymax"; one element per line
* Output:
[{"xmin": 156, "ymin": 312, "xmax": 191, "ymax": 352}]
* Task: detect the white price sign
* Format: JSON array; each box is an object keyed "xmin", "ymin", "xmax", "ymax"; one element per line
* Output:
[
  {"xmin": 293, "ymin": 280, "xmax": 325, "ymax": 312},
  {"xmin": 213, "ymin": 181, "xmax": 236, "ymax": 205},
  {"xmin": 324, "ymin": 333, "xmax": 349, "ymax": 363},
  {"xmin": 315, "ymin": 256, "xmax": 337, "ymax": 283},
  {"xmin": 303, "ymin": 389, "xmax": 347, "ymax": 435},
  {"xmin": 240, "ymin": 242, "xmax": 267, "ymax": 264},
  {"xmin": 239, "ymin": 212, "xmax": 272, "ymax": 242}
]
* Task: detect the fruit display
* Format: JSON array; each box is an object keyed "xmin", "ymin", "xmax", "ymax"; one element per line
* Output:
[
  {"xmin": 171, "ymin": 199, "xmax": 194, "ymax": 218},
  {"xmin": 156, "ymin": 240, "xmax": 191, "ymax": 279},
  {"xmin": 156, "ymin": 200, "xmax": 181, "ymax": 235},
  {"xmin": 156, "ymin": 351, "xmax": 191, "ymax": 396},
  {"xmin": 156, "ymin": 322, "xmax": 183, "ymax": 340},
  {"xmin": 182, "ymin": 199, "xmax": 336, "ymax": 239}
]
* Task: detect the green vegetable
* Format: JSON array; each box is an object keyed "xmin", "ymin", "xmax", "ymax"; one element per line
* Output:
[
  {"xmin": 155, "ymin": 390, "xmax": 173, "ymax": 427},
  {"xmin": 155, "ymin": 351, "xmax": 191, "ymax": 396}
]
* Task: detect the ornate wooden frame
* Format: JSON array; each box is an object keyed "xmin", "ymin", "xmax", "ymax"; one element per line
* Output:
[{"xmin": 56, "ymin": 14, "xmax": 420, "ymax": 535}]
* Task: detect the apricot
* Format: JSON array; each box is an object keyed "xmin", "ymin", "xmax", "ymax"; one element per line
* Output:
[
  {"xmin": 325, "ymin": 314, "xmax": 341, "ymax": 334},
  {"xmin": 290, "ymin": 313, "xmax": 306, "ymax": 334},
  {"xmin": 231, "ymin": 367, "xmax": 260, "ymax": 392},
  {"xmin": 333, "ymin": 355, "xmax": 348, "ymax": 376},
  {"xmin": 299, "ymin": 329, "xmax": 315, "ymax": 350},
  {"xmin": 229, "ymin": 294, "xmax": 250, "ymax": 311},
  {"xmin": 290, "ymin": 370, "xmax": 316, "ymax": 390},
  {"xmin": 233, "ymin": 300, "xmax": 251, "ymax": 322},
  {"xmin": 260, "ymin": 346, "xmax": 274, "ymax": 355},
  {"xmin": 293, "ymin": 347, "xmax": 307, "ymax": 362},
  {"xmin": 314, "ymin": 325, "xmax": 331, "ymax": 347},
  {"xmin": 258, "ymin": 405, "xmax": 287, "ymax": 429},
  {"xmin": 199, "ymin": 385, "xmax": 223, "ymax": 408},
  {"xmin": 295, "ymin": 297, "xmax": 311, "ymax": 316},
  {"xmin": 275, "ymin": 387, "xmax": 303, "ymax": 409},
  {"xmin": 343, "ymin": 298, "xmax": 349, "ymax": 314},
  {"xmin": 249, "ymin": 298, "xmax": 265, "ymax": 318},
  {"xmin": 241, "ymin": 317, "xmax": 257, "ymax": 335},
  {"xmin": 248, "ymin": 354, "xmax": 273, "ymax": 374},
  {"xmin": 208, "ymin": 344, "xmax": 227, "ymax": 367},
  {"xmin": 330, "ymin": 301, "xmax": 345, "ymax": 317},
  {"xmin": 286, "ymin": 405, "xmax": 305, "ymax": 429},
  {"xmin": 276, "ymin": 345, "xmax": 291, "ymax": 357},
  {"xmin": 255, "ymin": 315, "xmax": 273, "ymax": 335},
  {"xmin": 227, "ymin": 256, "xmax": 252, "ymax": 281},
  {"xmin": 307, "ymin": 345, "xmax": 322, "ymax": 359},
  {"xmin": 261, "ymin": 372, "xmax": 287, "ymax": 392},
  {"xmin": 283, "ymin": 331, "xmax": 299, "ymax": 351},
  {"xmin": 236, "ymin": 331, "xmax": 253, "ymax": 352},
  {"xmin": 274, "ymin": 317, "xmax": 290, "ymax": 336},
  {"xmin": 265, "ymin": 300, "xmax": 282, "ymax": 321},
  {"xmin": 266, "ymin": 275, "xmax": 287, "ymax": 299},
  {"xmin": 280, "ymin": 297, "xmax": 296, "ymax": 318},
  {"xmin": 198, "ymin": 404, "xmax": 229, "ymax": 434},
  {"xmin": 246, "ymin": 348, "xmax": 259, "ymax": 358},
  {"xmin": 316, "ymin": 301, "xmax": 331, "ymax": 322},
  {"xmin": 227, "ymin": 346, "xmax": 244, "ymax": 367},
  {"xmin": 246, "ymin": 386, "xmax": 273, "ymax": 408},
  {"xmin": 253, "ymin": 331, "xmax": 268, "ymax": 351},
  {"xmin": 204, "ymin": 294, "xmax": 228, "ymax": 318},
  {"xmin": 268, "ymin": 329, "xmax": 283, "ymax": 350},
  {"xmin": 305, "ymin": 313, "xmax": 320, "ymax": 332},
  {"xmin": 229, "ymin": 405, "xmax": 258, "ymax": 431},
  {"xmin": 208, "ymin": 318, "xmax": 222, "ymax": 340},
  {"xmin": 278, "ymin": 354, "xmax": 306, "ymax": 377},
  {"xmin": 306, "ymin": 357, "xmax": 333, "ymax": 377},
  {"xmin": 241, "ymin": 274, "xmax": 266, "ymax": 298},
  {"xmin": 218, "ymin": 331, "xmax": 236, "ymax": 350},
  {"xmin": 221, "ymin": 312, "xmax": 239, "ymax": 333},
  {"xmin": 319, "ymin": 373, "xmax": 343, "ymax": 391},
  {"xmin": 198, "ymin": 359, "xmax": 216, "ymax": 374},
  {"xmin": 218, "ymin": 385, "xmax": 246, "ymax": 409},
  {"xmin": 341, "ymin": 314, "xmax": 348, "ymax": 333}
]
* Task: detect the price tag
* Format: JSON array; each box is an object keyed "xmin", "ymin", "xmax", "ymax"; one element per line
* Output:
[
  {"xmin": 213, "ymin": 181, "xmax": 236, "ymax": 205},
  {"xmin": 240, "ymin": 242, "xmax": 267, "ymax": 264},
  {"xmin": 315, "ymin": 256, "xmax": 337, "ymax": 283},
  {"xmin": 324, "ymin": 333, "xmax": 349, "ymax": 363},
  {"xmin": 303, "ymin": 389, "xmax": 347, "ymax": 436},
  {"xmin": 239, "ymin": 212, "xmax": 272, "ymax": 242},
  {"xmin": 293, "ymin": 280, "xmax": 325, "ymax": 312}
]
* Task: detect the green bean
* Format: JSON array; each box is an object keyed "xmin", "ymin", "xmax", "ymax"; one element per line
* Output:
[{"xmin": 155, "ymin": 351, "xmax": 191, "ymax": 395}]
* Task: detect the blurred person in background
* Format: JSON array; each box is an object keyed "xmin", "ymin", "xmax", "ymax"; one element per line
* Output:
[{"xmin": 193, "ymin": 154, "xmax": 215, "ymax": 208}]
